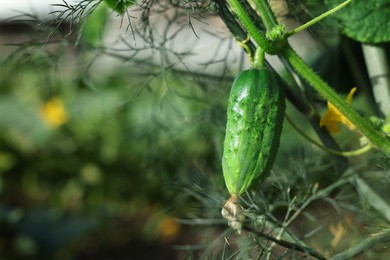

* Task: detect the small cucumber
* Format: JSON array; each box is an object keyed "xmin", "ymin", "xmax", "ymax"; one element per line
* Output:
[{"xmin": 222, "ymin": 67, "xmax": 285, "ymax": 195}]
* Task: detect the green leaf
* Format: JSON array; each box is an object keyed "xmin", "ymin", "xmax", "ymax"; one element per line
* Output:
[
  {"xmin": 325, "ymin": 0, "xmax": 390, "ymax": 43},
  {"xmin": 103, "ymin": 0, "xmax": 136, "ymax": 14}
]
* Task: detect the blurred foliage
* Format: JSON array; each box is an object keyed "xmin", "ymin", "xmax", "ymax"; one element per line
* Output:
[{"xmin": 0, "ymin": 38, "xmax": 229, "ymax": 258}]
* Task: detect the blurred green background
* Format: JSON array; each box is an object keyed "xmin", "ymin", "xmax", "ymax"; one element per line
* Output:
[{"xmin": 0, "ymin": 18, "xmax": 232, "ymax": 258}]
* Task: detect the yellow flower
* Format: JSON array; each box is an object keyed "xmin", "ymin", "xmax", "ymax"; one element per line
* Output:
[
  {"xmin": 158, "ymin": 216, "xmax": 181, "ymax": 241},
  {"xmin": 320, "ymin": 87, "xmax": 357, "ymax": 134},
  {"xmin": 40, "ymin": 97, "xmax": 68, "ymax": 127}
]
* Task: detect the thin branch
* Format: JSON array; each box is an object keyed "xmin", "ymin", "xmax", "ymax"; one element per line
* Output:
[{"xmin": 243, "ymin": 225, "xmax": 327, "ymax": 260}]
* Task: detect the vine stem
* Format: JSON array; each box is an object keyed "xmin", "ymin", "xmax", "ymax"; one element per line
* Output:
[
  {"xmin": 243, "ymin": 225, "xmax": 326, "ymax": 260},
  {"xmin": 227, "ymin": 0, "xmax": 274, "ymax": 53},
  {"xmin": 285, "ymin": 114, "xmax": 372, "ymax": 156},
  {"xmin": 282, "ymin": 46, "xmax": 390, "ymax": 155},
  {"xmin": 286, "ymin": 0, "xmax": 352, "ymax": 37},
  {"xmin": 250, "ymin": 0, "xmax": 278, "ymax": 30}
]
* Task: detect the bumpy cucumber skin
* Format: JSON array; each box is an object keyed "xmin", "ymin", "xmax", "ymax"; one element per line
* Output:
[{"xmin": 222, "ymin": 68, "xmax": 285, "ymax": 195}]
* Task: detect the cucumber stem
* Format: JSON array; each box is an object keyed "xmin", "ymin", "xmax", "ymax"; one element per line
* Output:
[{"xmin": 253, "ymin": 47, "xmax": 265, "ymax": 69}]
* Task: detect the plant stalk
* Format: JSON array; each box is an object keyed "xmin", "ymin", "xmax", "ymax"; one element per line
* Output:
[
  {"xmin": 286, "ymin": 0, "xmax": 352, "ymax": 37},
  {"xmin": 253, "ymin": 47, "xmax": 265, "ymax": 69},
  {"xmin": 282, "ymin": 46, "xmax": 390, "ymax": 154},
  {"xmin": 227, "ymin": 0, "xmax": 274, "ymax": 54},
  {"xmin": 250, "ymin": 0, "xmax": 278, "ymax": 30}
]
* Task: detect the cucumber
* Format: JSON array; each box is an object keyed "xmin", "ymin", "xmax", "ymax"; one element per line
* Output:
[
  {"xmin": 221, "ymin": 67, "xmax": 285, "ymax": 233},
  {"xmin": 222, "ymin": 68, "xmax": 285, "ymax": 195}
]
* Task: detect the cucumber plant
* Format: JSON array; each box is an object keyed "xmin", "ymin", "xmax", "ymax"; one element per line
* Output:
[
  {"xmin": 220, "ymin": 0, "xmax": 390, "ymax": 234},
  {"xmin": 5, "ymin": 0, "xmax": 390, "ymax": 258},
  {"xmin": 225, "ymin": 0, "xmax": 390, "ymax": 155}
]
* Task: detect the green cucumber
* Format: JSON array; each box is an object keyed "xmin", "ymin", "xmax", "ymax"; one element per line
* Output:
[{"xmin": 222, "ymin": 68, "xmax": 285, "ymax": 196}]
